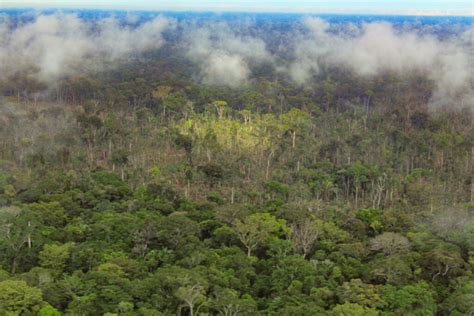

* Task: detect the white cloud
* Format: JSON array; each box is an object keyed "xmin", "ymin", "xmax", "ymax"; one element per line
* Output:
[
  {"xmin": 184, "ymin": 21, "xmax": 271, "ymax": 87},
  {"xmin": 288, "ymin": 18, "xmax": 473, "ymax": 107},
  {"xmin": 0, "ymin": 12, "xmax": 175, "ymax": 83}
]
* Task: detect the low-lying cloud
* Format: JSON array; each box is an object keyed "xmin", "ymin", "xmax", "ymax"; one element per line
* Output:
[
  {"xmin": 0, "ymin": 12, "xmax": 471, "ymax": 107},
  {"xmin": 0, "ymin": 13, "xmax": 175, "ymax": 83},
  {"xmin": 289, "ymin": 18, "xmax": 473, "ymax": 107},
  {"xmin": 184, "ymin": 22, "xmax": 272, "ymax": 88}
]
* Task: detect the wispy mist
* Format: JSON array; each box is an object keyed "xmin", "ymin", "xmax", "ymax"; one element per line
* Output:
[
  {"xmin": 184, "ymin": 21, "xmax": 271, "ymax": 88},
  {"xmin": 288, "ymin": 18, "xmax": 473, "ymax": 107},
  {"xmin": 0, "ymin": 12, "xmax": 175, "ymax": 83},
  {"xmin": 0, "ymin": 12, "xmax": 472, "ymax": 107}
]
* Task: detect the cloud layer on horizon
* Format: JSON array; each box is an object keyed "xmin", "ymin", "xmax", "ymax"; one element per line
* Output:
[
  {"xmin": 0, "ymin": 13, "xmax": 175, "ymax": 83},
  {"xmin": 183, "ymin": 21, "xmax": 272, "ymax": 87},
  {"xmin": 0, "ymin": 12, "xmax": 472, "ymax": 108},
  {"xmin": 288, "ymin": 18, "xmax": 473, "ymax": 101}
]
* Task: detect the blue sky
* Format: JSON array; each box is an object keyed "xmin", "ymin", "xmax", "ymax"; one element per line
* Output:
[{"xmin": 2, "ymin": 0, "xmax": 472, "ymax": 16}]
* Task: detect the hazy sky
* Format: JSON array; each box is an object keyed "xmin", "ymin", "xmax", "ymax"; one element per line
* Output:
[{"xmin": 2, "ymin": 0, "xmax": 473, "ymax": 16}]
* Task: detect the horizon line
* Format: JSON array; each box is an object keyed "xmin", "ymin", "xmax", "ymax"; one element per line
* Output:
[{"xmin": 1, "ymin": 4, "xmax": 473, "ymax": 18}]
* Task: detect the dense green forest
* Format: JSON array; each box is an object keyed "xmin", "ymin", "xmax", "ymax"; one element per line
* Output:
[{"xmin": 0, "ymin": 10, "xmax": 473, "ymax": 316}]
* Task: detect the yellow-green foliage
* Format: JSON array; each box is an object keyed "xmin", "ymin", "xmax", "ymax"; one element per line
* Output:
[{"xmin": 177, "ymin": 113, "xmax": 275, "ymax": 153}]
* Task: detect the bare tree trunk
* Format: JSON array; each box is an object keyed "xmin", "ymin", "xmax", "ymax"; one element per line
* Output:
[
  {"xmin": 291, "ymin": 130, "xmax": 296, "ymax": 148},
  {"xmin": 265, "ymin": 150, "xmax": 274, "ymax": 181},
  {"xmin": 11, "ymin": 257, "xmax": 17, "ymax": 274},
  {"xmin": 355, "ymin": 186, "xmax": 359, "ymax": 209},
  {"xmin": 108, "ymin": 139, "xmax": 112, "ymax": 158},
  {"xmin": 27, "ymin": 221, "xmax": 31, "ymax": 249}
]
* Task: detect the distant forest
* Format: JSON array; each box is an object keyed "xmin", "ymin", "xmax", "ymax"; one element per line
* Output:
[{"xmin": 0, "ymin": 10, "xmax": 472, "ymax": 315}]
